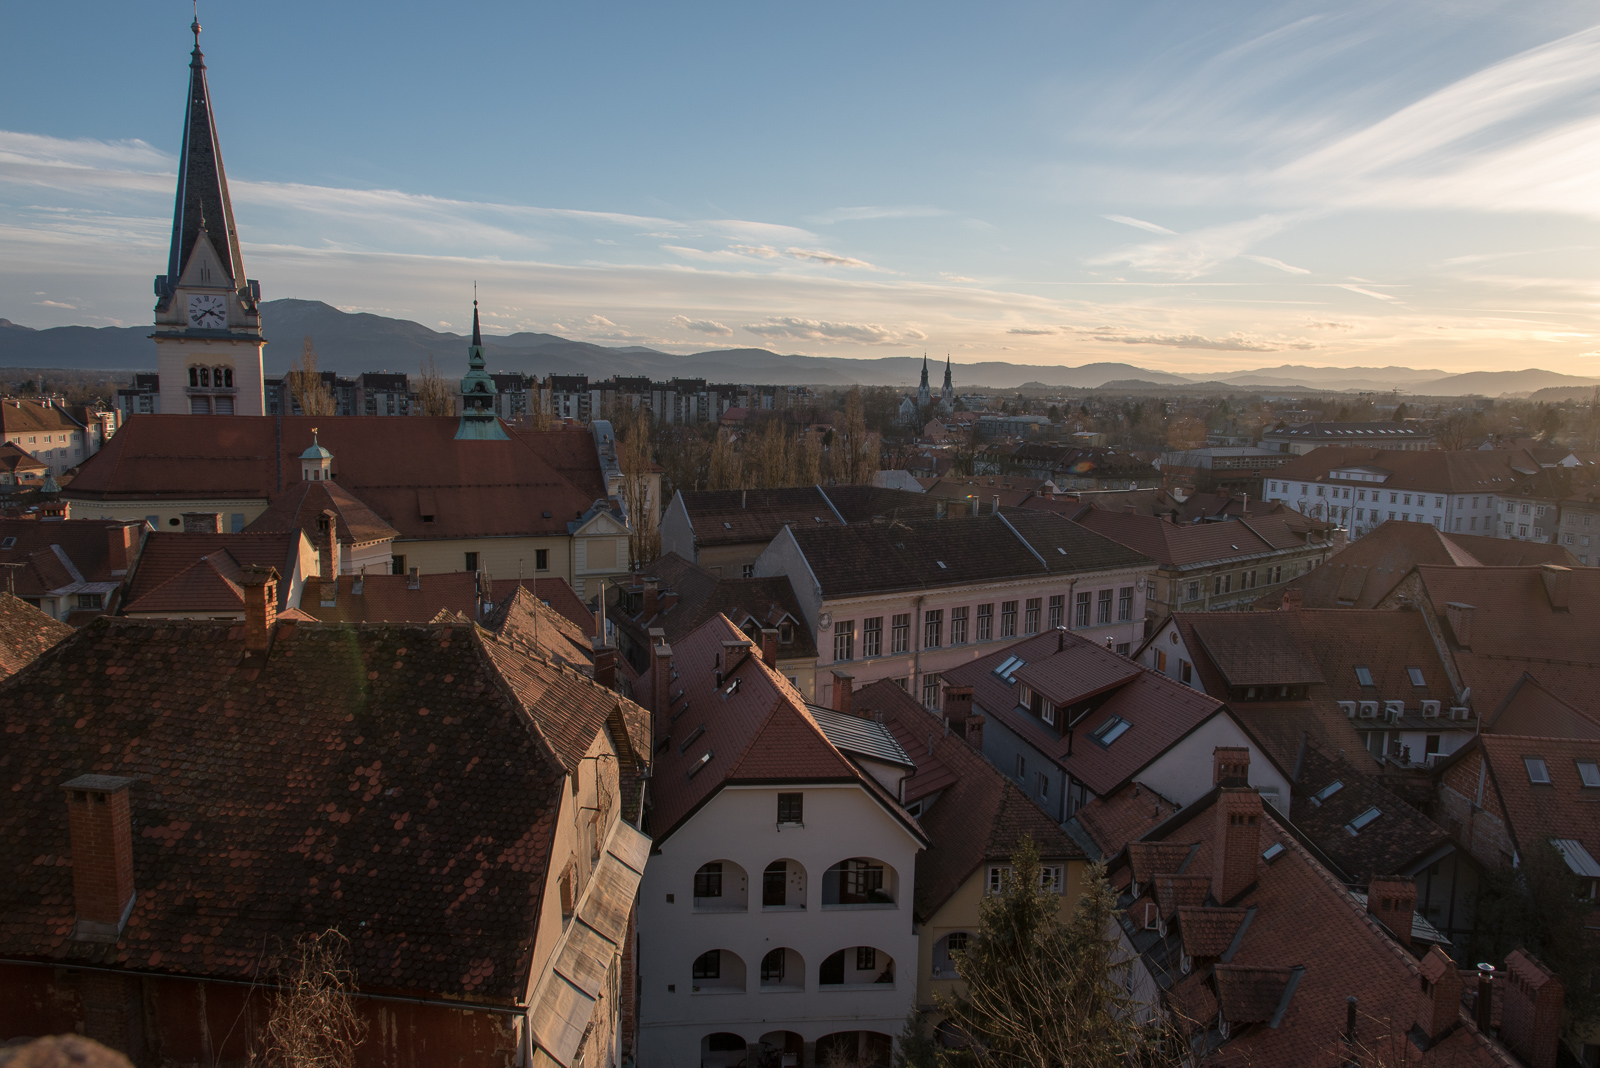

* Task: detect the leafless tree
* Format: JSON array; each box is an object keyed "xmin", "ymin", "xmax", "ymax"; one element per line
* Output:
[
  {"xmin": 414, "ymin": 355, "xmax": 455, "ymax": 417},
  {"xmin": 259, "ymin": 929, "xmax": 366, "ymax": 1068},
  {"xmin": 618, "ymin": 406, "xmax": 661, "ymax": 567},
  {"xmin": 287, "ymin": 338, "xmax": 337, "ymax": 417}
]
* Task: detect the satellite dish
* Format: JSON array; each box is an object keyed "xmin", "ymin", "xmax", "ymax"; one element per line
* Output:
[{"xmin": 1460, "ymin": 687, "xmax": 1471, "ymax": 705}]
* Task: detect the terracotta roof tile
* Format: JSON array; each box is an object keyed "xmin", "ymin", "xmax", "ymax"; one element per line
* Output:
[
  {"xmin": 243, "ymin": 478, "xmax": 397, "ymax": 546},
  {"xmin": 1177, "ymin": 906, "xmax": 1250, "ymax": 959},
  {"xmin": 1072, "ymin": 509, "xmax": 1319, "ymax": 569},
  {"xmin": 1290, "ymin": 741, "xmax": 1450, "ymax": 884},
  {"xmin": 0, "ymin": 591, "xmax": 74, "ymax": 678},
  {"xmin": 1472, "ymin": 734, "xmax": 1600, "ymax": 865},
  {"xmin": 1075, "ymin": 783, "xmax": 1180, "ymax": 857},
  {"xmin": 122, "ymin": 532, "xmax": 302, "ymax": 612}
]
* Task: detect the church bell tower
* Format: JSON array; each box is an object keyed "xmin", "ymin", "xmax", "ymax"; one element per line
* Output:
[{"xmin": 151, "ymin": 17, "xmax": 265, "ymax": 416}]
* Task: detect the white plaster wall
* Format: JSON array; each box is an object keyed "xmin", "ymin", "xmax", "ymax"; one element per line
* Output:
[
  {"xmin": 637, "ymin": 783, "xmax": 922, "ymax": 1068},
  {"xmin": 1135, "ymin": 712, "xmax": 1292, "ymax": 816}
]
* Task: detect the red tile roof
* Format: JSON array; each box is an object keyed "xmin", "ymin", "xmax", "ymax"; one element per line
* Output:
[
  {"xmin": 1072, "ymin": 509, "xmax": 1323, "ymax": 569},
  {"xmin": 0, "ymin": 519, "xmax": 136, "ymax": 596},
  {"xmin": 611, "ymin": 553, "xmax": 817, "ymax": 663},
  {"xmin": 122, "ymin": 532, "xmax": 303, "ymax": 613},
  {"xmin": 65, "ymin": 417, "xmax": 606, "ymax": 541},
  {"xmin": 0, "ymin": 591, "xmax": 73, "ymax": 678},
  {"xmin": 640, "ymin": 614, "xmax": 921, "ymax": 844},
  {"xmin": 942, "ymin": 630, "xmax": 1227, "ymax": 798},
  {"xmin": 1115, "ymin": 790, "xmax": 1512, "ymax": 1068},
  {"xmin": 851, "ymin": 679, "xmax": 1082, "ymax": 921},
  {"xmin": 1075, "ymin": 783, "xmax": 1181, "ymax": 858},
  {"xmin": 0, "ymin": 441, "xmax": 48, "ymax": 478},
  {"xmin": 1400, "ymin": 564, "xmax": 1600, "ymax": 715},
  {"xmin": 1463, "ymin": 734, "xmax": 1600, "ymax": 867},
  {"xmin": 1484, "ymin": 673, "xmax": 1600, "ymax": 740},
  {"xmin": 0, "ymin": 399, "xmax": 85, "ymax": 435},
  {"xmin": 1289, "ymin": 740, "xmax": 1452, "ymax": 884},
  {"xmin": 243, "ymin": 478, "xmax": 397, "ymax": 546},
  {"xmin": 1259, "ymin": 521, "xmax": 1576, "ymax": 610},
  {"xmin": 0, "ymin": 594, "xmax": 649, "ymax": 1004},
  {"xmin": 1270, "ymin": 446, "xmax": 1537, "ymax": 496}
]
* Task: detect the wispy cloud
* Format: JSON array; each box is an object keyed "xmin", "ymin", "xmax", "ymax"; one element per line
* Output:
[
  {"xmin": 1095, "ymin": 331, "xmax": 1316, "ymax": 352},
  {"xmin": 1103, "ymin": 214, "xmax": 1176, "ymax": 235},
  {"xmin": 745, "ymin": 317, "xmax": 928, "ymax": 345},
  {"xmin": 1090, "ymin": 212, "xmax": 1318, "ymax": 278},
  {"xmin": 808, "ymin": 205, "xmax": 949, "ymax": 224},
  {"xmin": 668, "ymin": 314, "xmax": 734, "ymax": 337},
  {"xmin": 1242, "ymin": 254, "xmax": 1310, "ymax": 274}
]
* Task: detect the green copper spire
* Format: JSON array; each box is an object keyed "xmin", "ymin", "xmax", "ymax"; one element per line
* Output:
[{"xmin": 456, "ymin": 297, "xmax": 509, "ymax": 440}]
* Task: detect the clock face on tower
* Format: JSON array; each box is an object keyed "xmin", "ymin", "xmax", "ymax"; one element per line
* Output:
[{"xmin": 187, "ymin": 293, "xmax": 227, "ymax": 329}]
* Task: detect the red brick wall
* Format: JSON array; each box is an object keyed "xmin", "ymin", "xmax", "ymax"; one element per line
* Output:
[
  {"xmin": 65, "ymin": 787, "xmax": 134, "ymax": 925},
  {"xmin": 1502, "ymin": 950, "xmax": 1563, "ymax": 1068},
  {"xmin": 1435, "ymin": 749, "xmax": 1516, "ymax": 870}
]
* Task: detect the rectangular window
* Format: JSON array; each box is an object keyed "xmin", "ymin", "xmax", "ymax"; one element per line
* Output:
[
  {"xmin": 1037, "ymin": 772, "xmax": 1049, "ymax": 799},
  {"xmin": 976, "ymin": 604, "xmax": 993, "ymax": 641},
  {"xmin": 1014, "ymin": 754, "xmax": 1025, "ymax": 780},
  {"xmin": 951, "ymin": 606, "xmax": 968, "ymax": 644},
  {"xmin": 535, "ymin": 548, "xmax": 549, "ymax": 571},
  {"xmin": 1155, "ymin": 649, "xmax": 1167, "ymax": 673},
  {"xmin": 762, "ymin": 950, "xmax": 786, "ymax": 982},
  {"xmin": 1096, "ymin": 589, "xmax": 1112, "ymax": 625},
  {"xmin": 924, "ymin": 609, "xmax": 944, "ymax": 648},
  {"xmin": 1000, "ymin": 601, "xmax": 1018, "ymax": 637},
  {"xmin": 1024, "ymin": 597, "xmax": 1041, "ymax": 634},
  {"xmin": 834, "ymin": 621, "xmax": 855, "ymax": 662},
  {"xmin": 742, "ymin": 564, "xmax": 755, "ymax": 579},
  {"xmin": 1524, "ymin": 757, "xmax": 1551, "ymax": 784},
  {"xmin": 921, "ymin": 672, "xmax": 942, "ymax": 710},
  {"xmin": 862, "ymin": 617, "xmax": 882, "ymax": 657},
  {"xmin": 77, "ymin": 593, "xmax": 104, "ymax": 610},
  {"xmin": 1578, "ymin": 761, "xmax": 1600, "ymax": 788},
  {"xmin": 777, "ymin": 792, "xmax": 804, "ymax": 824},
  {"xmin": 1040, "ymin": 865, "xmax": 1063, "ymax": 893},
  {"xmin": 1048, "ymin": 594, "xmax": 1064, "ymax": 630},
  {"xmin": 1180, "ymin": 659, "xmax": 1192, "ymax": 685},
  {"xmin": 1117, "ymin": 586, "xmax": 1133, "ymax": 621},
  {"xmin": 891, "ymin": 613, "xmax": 911, "ymax": 653},
  {"xmin": 230, "ymin": 513, "xmax": 245, "ymax": 533},
  {"xmin": 392, "ymin": 555, "xmax": 406, "ymax": 575},
  {"xmin": 1091, "ymin": 715, "xmax": 1132, "ymax": 745},
  {"xmin": 856, "ymin": 946, "xmax": 877, "ymax": 971},
  {"xmin": 1074, "ymin": 592, "xmax": 1090, "ymax": 627},
  {"xmin": 464, "ymin": 552, "xmax": 479, "ymax": 572},
  {"xmin": 1185, "ymin": 580, "xmax": 1200, "ymax": 602},
  {"xmin": 987, "ymin": 866, "xmax": 1010, "ymax": 894}
]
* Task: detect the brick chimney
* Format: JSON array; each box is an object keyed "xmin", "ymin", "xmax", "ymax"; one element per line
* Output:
[
  {"xmin": 832, "ymin": 669, "xmax": 854, "ymax": 715},
  {"xmin": 1366, "ymin": 876, "xmax": 1416, "ymax": 948},
  {"xmin": 648, "ymin": 628, "xmax": 672, "ymax": 715},
  {"xmin": 1445, "ymin": 602, "xmax": 1474, "ymax": 648},
  {"xmin": 1541, "ymin": 565, "xmax": 1571, "ymax": 611},
  {"xmin": 317, "ymin": 509, "xmax": 340, "ymax": 578},
  {"xmin": 105, "ymin": 522, "xmax": 136, "ymax": 575},
  {"xmin": 1212, "ymin": 787, "xmax": 1262, "ymax": 904},
  {"xmin": 944, "ymin": 684, "xmax": 974, "ymax": 725},
  {"xmin": 181, "ymin": 511, "xmax": 223, "ymax": 534},
  {"xmin": 642, "ymin": 578, "xmax": 659, "ymax": 619},
  {"xmin": 760, "ymin": 626, "xmax": 779, "ymax": 668},
  {"xmin": 240, "ymin": 567, "xmax": 278, "ymax": 654},
  {"xmin": 62, "ymin": 774, "xmax": 137, "ymax": 943},
  {"xmin": 1281, "ymin": 588, "xmax": 1303, "ymax": 610},
  {"xmin": 1213, "ymin": 746, "xmax": 1250, "ymax": 786},
  {"xmin": 408, "ymin": 566, "xmax": 421, "ymax": 591},
  {"xmin": 1415, "ymin": 946, "xmax": 1463, "ymax": 1045},
  {"xmin": 1501, "ymin": 948, "xmax": 1563, "ymax": 1068},
  {"xmin": 592, "ymin": 641, "xmax": 617, "ymax": 691}
]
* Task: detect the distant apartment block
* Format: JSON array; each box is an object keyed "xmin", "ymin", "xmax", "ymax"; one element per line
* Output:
[{"xmin": 1259, "ymin": 420, "xmax": 1435, "ymax": 455}]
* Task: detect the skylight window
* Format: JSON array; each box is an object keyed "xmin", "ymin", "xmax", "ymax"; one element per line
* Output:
[
  {"xmin": 679, "ymin": 725, "xmax": 706, "ymax": 754},
  {"xmin": 1091, "ymin": 716, "xmax": 1132, "ymax": 746},
  {"xmin": 993, "ymin": 656, "xmax": 1020, "ymax": 678},
  {"xmin": 1524, "ymin": 757, "xmax": 1551, "ymax": 784},
  {"xmin": 1344, "ymin": 807, "xmax": 1381, "ymax": 835},
  {"xmin": 1354, "ymin": 666, "xmax": 1374, "ymax": 687},
  {"xmin": 1407, "ymin": 667, "xmax": 1426, "ymax": 687},
  {"xmin": 687, "ymin": 750, "xmax": 714, "ymax": 778},
  {"xmin": 1310, "ymin": 781, "xmax": 1344, "ymax": 806},
  {"xmin": 1056, "ymin": 547, "xmax": 1067, "ymax": 555},
  {"xmin": 937, "ymin": 560, "xmax": 947, "ymax": 569},
  {"xmin": 1002, "ymin": 659, "xmax": 1026, "ymax": 682},
  {"xmin": 0, "ymin": 537, "xmax": 14, "ymax": 549},
  {"xmin": 1578, "ymin": 761, "xmax": 1600, "ymax": 788},
  {"xmin": 1261, "ymin": 842, "xmax": 1285, "ymax": 864}
]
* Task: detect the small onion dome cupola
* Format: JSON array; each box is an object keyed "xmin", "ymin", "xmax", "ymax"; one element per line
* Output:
[
  {"xmin": 300, "ymin": 427, "xmax": 333, "ymax": 481},
  {"xmin": 457, "ymin": 298, "xmax": 509, "ymax": 440}
]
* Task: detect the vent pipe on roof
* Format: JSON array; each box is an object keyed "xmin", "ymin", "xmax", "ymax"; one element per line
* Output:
[{"xmin": 1475, "ymin": 964, "xmax": 1495, "ymax": 1035}]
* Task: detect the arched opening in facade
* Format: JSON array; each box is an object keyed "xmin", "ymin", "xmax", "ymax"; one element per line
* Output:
[
  {"xmin": 758, "ymin": 947, "xmax": 804, "ymax": 992},
  {"xmin": 701, "ymin": 1032, "xmax": 748, "ymax": 1068},
  {"xmin": 691, "ymin": 948, "xmax": 746, "ymax": 993},
  {"xmin": 818, "ymin": 946, "xmax": 895, "ymax": 988},
  {"xmin": 693, "ymin": 859, "xmax": 748, "ymax": 910},
  {"xmin": 931, "ymin": 930, "xmax": 972, "ymax": 978},
  {"xmin": 815, "ymin": 1031, "xmax": 892, "ymax": 1068},
  {"xmin": 762, "ymin": 858, "xmax": 806, "ymax": 909},
  {"xmin": 756, "ymin": 1031, "xmax": 803, "ymax": 1068},
  {"xmin": 822, "ymin": 857, "xmax": 897, "ymax": 906}
]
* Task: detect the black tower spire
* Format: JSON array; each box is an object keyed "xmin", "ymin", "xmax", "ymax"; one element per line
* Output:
[{"xmin": 163, "ymin": 15, "xmax": 246, "ymax": 292}]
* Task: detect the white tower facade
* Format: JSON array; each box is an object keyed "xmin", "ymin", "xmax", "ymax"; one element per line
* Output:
[{"xmin": 152, "ymin": 19, "xmax": 265, "ymax": 417}]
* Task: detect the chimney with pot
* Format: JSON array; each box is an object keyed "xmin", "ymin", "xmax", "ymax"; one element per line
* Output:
[
  {"xmin": 1445, "ymin": 602, "xmax": 1474, "ymax": 648},
  {"xmin": 317, "ymin": 509, "xmax": 340, "ymax": 579},
  {"xmin": 592, "ymin": 641, "xmax": 617, "ymax": 691},
  {"xmin": 180, "ymin": 511, "xmax": 223, "ymax": 534},
  {"xmin": 944, "ymin": 684, "xmax": 974, "ymax": 726},
  {"xmin": 408, "ymin": 566, "xmax": 421, "ymax": 591},
  {"xmin": 991, "ymin": 494, "xmax": 1000, "ymax": 515},
  {"xmin": 1212, "ymin": 746, "xmax": 1250, "ymax": 787},
  {"xmin": 1212, "ymin": 786, "xmax": 1262, "ymax": 904},
  {"xmin": 642, "ymin": 578, "xmax": 659, "ymax": 619},
  {"xmin": 1281, "ymin": 588, "xmax": 1303, "ymax": 610},
  {"xmin": 240, "ymin": 567, "xmax": 278, "ymax": 654},
  {"xmin": 1414, "ymin": 945, "xmax": 1463, "ymax": 1046},
  {"xmin": 832, "ymin": 669, "xmax": 854, "ymax": 716},
  {"xmin": 105, "ymin": 522, "xmax": 135, "ymax": 575},
  {"xmin": 63, "ymin": 775, "xmax": 137, "ymax": 944},
  {"xmin": 760, "ymin": 627, "xmax": 779, "ymax": 668},
  {"xmin": 1365, "ymin": 876, "xmax": 1416, "ymax": 948},
  {"xmin": 1500, "ymin": 949, "xmax": 1563, "ymax": 1068}
]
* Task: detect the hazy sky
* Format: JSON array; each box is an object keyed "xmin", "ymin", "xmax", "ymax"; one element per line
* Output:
[{"xmin": 5, "ymin": 0, "xmax": 1600, "ymax": 373}]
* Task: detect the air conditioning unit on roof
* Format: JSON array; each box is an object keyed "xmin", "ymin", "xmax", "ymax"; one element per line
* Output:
[
  {"xmin": 1384, "ymin": 700, "xmax": 1404, "ymax": 721},
  {"xmin": 1358, "ymin": 700, "xmax": 1379, "ymax": 719},
  {"xmin": 1450, "ymin": 706, "xmax": 1471, "ymax": 721},
  {"xmin": 1421, "ymin": 700, "xmax": 1441, "ymax": 718},
  {"xmin": 1339, "ymin": 700, "xmax": 1357, "ymax": 719}
]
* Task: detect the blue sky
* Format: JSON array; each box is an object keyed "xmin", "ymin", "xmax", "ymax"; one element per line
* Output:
[{"xmin": 4, "ymin": 0, "xmax": 1600, "ymax": 373}]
